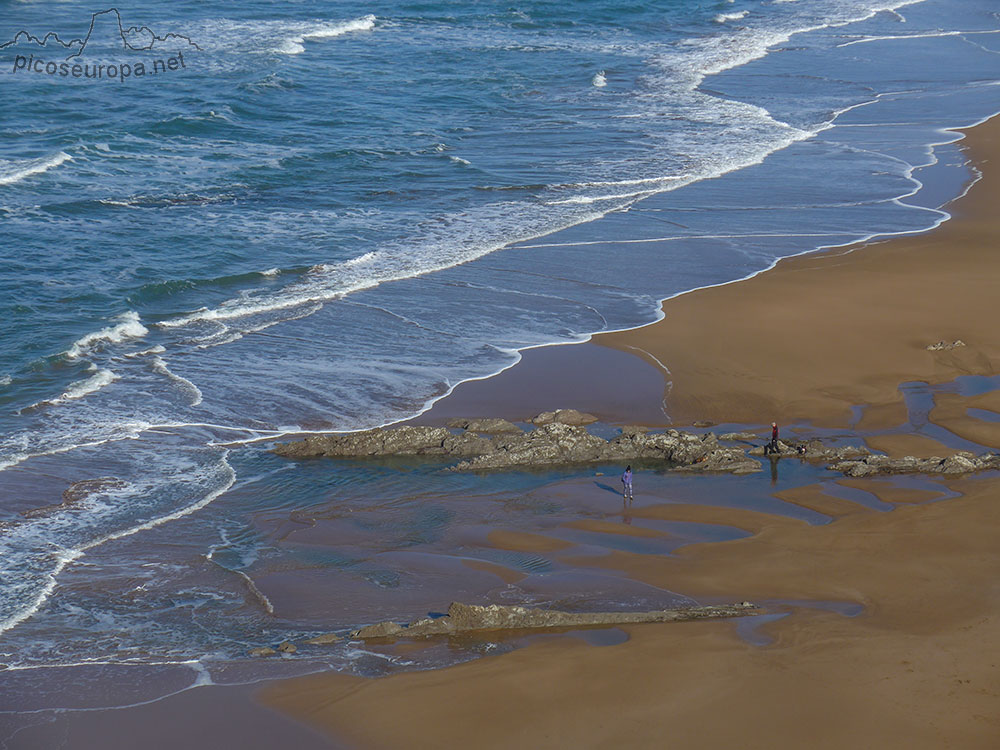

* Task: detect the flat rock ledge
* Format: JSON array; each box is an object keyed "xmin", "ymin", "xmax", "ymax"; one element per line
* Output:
[
  {"xmin": 273, "ymin": 423, "xmax": 763, "ymax": 474},
  {"xmin": 350, "ymin": 601, "xmax": 759, "ymax": 640},
  {"xmin": 829, "ymin": 451, "xmax": 1000, "ymax": 477}
]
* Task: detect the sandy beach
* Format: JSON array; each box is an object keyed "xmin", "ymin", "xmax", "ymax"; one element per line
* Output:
[{"xmin": 259, "ymin": 118, "xmax": 1000, "ymax": 748}]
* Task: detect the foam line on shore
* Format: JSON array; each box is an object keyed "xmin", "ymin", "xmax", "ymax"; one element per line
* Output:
[{"xmin": 207, "ymin": 111, "xmax": 998, "ymax": 447}]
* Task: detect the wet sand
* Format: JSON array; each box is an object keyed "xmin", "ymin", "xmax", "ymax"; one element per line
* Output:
[
  {"xmin": 260, "ymin": 118, "xmax": 1000, "ymax": 748},
  {"xmin": 408, "ymin": 341, "xmax": 670, "ymax": 427}
]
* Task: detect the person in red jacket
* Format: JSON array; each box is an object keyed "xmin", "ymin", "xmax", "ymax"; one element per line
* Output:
[{"xmin": 769, "ymin": 422, "xmax": 779, "ymax": 454}]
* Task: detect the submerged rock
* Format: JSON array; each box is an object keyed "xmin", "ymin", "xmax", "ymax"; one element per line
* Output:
[
  {"xmin": 351, "ymin": 601, "xmax": 759, "ymax": 640},
  {"xmin": 303, "ymin": 633, "xmax": 342, "ymax": 646},
  {"xmin": 249, "ymin": 647, "xmax": 277, "ymax": 657}
]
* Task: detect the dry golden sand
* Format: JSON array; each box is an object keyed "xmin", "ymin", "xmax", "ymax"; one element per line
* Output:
[{"xmin": 260, "ymin": 119, "xmax": 1000, "ymax": 748}]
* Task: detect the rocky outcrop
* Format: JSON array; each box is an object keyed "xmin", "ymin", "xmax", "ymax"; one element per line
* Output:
[
  {"xmin": 273, "ymin": 426, "xmax": 492, "ymax": 459},
  {"xmin": 530, "ymin": 409, "xmax": 598, "ymax": 426},
  {"xmin": 447, "ymin": 418, "xmax": 523, "ymax": 434},
  {"xmin": 274, "ymin": 423, "xmax": 762, "ymax": 474},
  {"xmin": 350, "ymin": 601, "xmax": 759, "ymax": 640},
  {"xmin": 926, "ymin": 340, "xmax": 966, "ymax": 351},
  {"xmin": 748, "ymin": 439, "xmax": 871, "ymax": 462},
  {"xmin": 829, "ymin": 451, "xmax": 1000, "ymax": 477}
]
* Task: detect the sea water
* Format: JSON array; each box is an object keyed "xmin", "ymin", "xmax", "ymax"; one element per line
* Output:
[{"xmin": 0, "ymin": 0, "xmax": 998, "ymax": 709}]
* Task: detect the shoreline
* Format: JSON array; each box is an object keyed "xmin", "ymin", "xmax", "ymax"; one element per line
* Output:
[
  {"xmin": 407, "ymin": 115, "xmax": 992, "ymax": 431},
  {"xmin": 258, "ymin": 116, "xmax": 1000, "ymax": 748}
]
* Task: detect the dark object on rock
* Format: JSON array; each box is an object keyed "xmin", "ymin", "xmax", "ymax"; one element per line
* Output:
[
  {"xmin": 447, "ymin": 418, "xmax": 523, "ymax": 434},
  {"xmin": 249, "ymin": 647, "xmax": 277, "ymax": 657},
  {"xmin": 530, "ymin": 409, "xmax": 598, "ymax": 426},
  {"xmin": 829, "ymin": 451, "xmax": 1000, "ymax": 477},
  {"xmin": 351, "ymin": 601, "xmax": 759, "ymax": 640},
  {"xmin": 277, "ymin": 641, "xmax": 297, "ymax": 654}
]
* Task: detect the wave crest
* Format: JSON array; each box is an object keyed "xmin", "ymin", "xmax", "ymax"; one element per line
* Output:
[
  {"xmin": 276, "ymin": 14, "xmax": 376, "ymax": 54},
  {"xmin": 66, "ymin": 311, "xmax": 150, "ymax": 359},
  {"xmin": 0, "ymin": 152, "xmax": 72, "ymax": 187}
]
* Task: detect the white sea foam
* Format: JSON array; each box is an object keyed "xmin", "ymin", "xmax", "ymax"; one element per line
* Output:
[
  {"xmin": 276, "ymin": 14, "xmax": 376, "ymax": 54},
  {"xmin": 66, "ymin": 311, "xmax": 149, "ymax": 359},
  {"xmin": 151, "ymin": 357, "xmax": 204, "ymax": 407},
  {"xmin": 123, "ymin": 345, "xmax": 167, "ymax": 358},
  {"xmin": 837, "ymin": 30, "xmax": 998, "ymax": 48},
  {"xmin": 592, "ymin": 70, "xmax": 607, "ymax": 87},
  {"xmin": 0, "ymin": 152, "xmax": 72, "ymax": 186},
  {"xmin": 53, "ymin": 368, "xmax": 119, "ymax": 403},
  {"xmin": 260, "ymin": 267, "xmax": 281, "ymax": 276},
  {"xmin": 714, "ymin": 10, "xmax": 749, "ymax": 23},
  {"xmin": 0, "ymin": 421, "xmax": 150, "ymax": 473}
]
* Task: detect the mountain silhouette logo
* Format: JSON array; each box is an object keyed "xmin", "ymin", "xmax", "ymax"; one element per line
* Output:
[{"xmin": 1, "ymin": 8, "xmax": 201, "ymax": 60}]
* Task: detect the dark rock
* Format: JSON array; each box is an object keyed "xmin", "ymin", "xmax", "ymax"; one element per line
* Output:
[
  {"xmin": 22, "ymin": 477, "xmax": 128, "ymax": 519},
  {"xmin": 350, "ymin": 601, "xmax": 759, "ymax": 640}
]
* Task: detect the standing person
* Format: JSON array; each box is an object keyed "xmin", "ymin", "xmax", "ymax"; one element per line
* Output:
[
  {"xmin": 621, "ymin": 465, "xmax": 633, "ymax": 500},
  {"xmin": 770, "ymin": 422, "xmax": 779, "ymax": 453}
]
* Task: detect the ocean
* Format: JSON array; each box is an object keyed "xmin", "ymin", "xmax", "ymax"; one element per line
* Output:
[{"xmin": 0, "ymin": 0, "xmax": 998, "ymax": 718}]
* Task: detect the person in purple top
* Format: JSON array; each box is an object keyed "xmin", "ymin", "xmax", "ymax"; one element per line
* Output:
[{"xmin": 621, "ymin": 465, "xmax": 633, "ymax": 500}]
